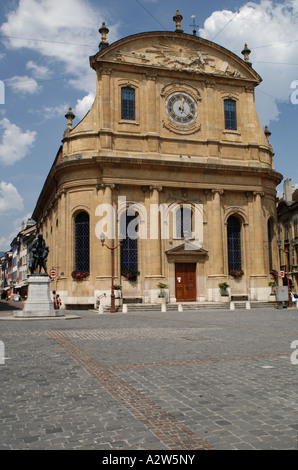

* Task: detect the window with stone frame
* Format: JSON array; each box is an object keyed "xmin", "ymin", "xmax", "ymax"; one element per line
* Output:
[
  {"xmin": 74, "ymin": 211, "xmax": 90, "ymax": 272},
  {"xmin": 120, "ymin": 213, "xmax": 138, "ymax": 272},
  {"xmin": 283, "ymin": 222, "xmax": 289, "ymax": 243},
  {"xmin": 176, "ymin": 206, "xmax": 193, "ymax": 239},
  {"xmin": 121, "ymin": 86, "xmax": 135, "ymax": 121},
  {"xmin": 224, "ymin": 99, "xmax": 237, "ymax": 130},
  {"xmin": 294, "ymin": 217, "xmax": 298, "ymax": 239},
  {"xmin": 268, "ymin": 218, "xmax": 274, "ymax": 271},
  {"xmin": 227, "ymin": 216, "xmax": 242, "ymax": 271}
]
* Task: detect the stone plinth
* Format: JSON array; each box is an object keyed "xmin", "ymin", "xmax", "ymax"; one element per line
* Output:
[{"xmin": 14, "ymin": 275, "xmax": 64, "ymax": 318}]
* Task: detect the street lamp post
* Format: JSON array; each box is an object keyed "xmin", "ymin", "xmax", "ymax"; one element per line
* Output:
[
  {"xmin": 277, "ymin": 238, "xmax": 295, "ymax": 308},
  {"xmin": 100, "ymin": 232, "xmax": 121, "ymax": 313}
]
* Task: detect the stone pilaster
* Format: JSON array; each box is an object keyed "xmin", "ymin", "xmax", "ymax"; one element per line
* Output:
[
  {"xmin": 100, "ymin": 67, "xmax": 112, "ymax": 149},
  {"xmin": 98, "ymin": 183, "xmax": 115, "ymax": 277},
  {"xmin": 252, "ymin": 191, "xmax": 266, "ymax": 276},
  {"xmin": 211, "ymin": 189, "xmax": 224, "ymax": 276},
  {"xmin": 148, "ymin": 185, "xmax": 163, "ymax": 277}
]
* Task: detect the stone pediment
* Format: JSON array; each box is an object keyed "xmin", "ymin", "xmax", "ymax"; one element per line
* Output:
[
  {"xmin": 165, "ymin": 242, "xmax": 208, "ymax": 260},
  {"xmin": 90, "ymin": 32, "xmax": 261, "ymax": 83}
]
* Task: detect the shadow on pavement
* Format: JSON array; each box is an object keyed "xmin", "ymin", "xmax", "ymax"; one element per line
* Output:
[{"xmin": 0, "ymin": 299, "xmax": 24, "ymax": 312}]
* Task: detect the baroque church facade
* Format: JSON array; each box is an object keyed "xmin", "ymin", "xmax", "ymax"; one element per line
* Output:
[{"xmin": 32, "ymin": 12, "xmax": 282, "ymax": 308}]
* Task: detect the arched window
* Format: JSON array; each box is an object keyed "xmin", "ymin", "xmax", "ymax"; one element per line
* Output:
[
  {"xmin": 176, "ymin": 206, "xmax": 193, "ymax": 239},
  {"xmin": 74, "ymin": 212, "xmax": 90, "ymax": 272},
  {"xmin": 120, "ymin": 213, "xmax": 138, "ymax": 272},
  {"xmin": 227, "ymin": 216, "xmax": 242, "ymax": 271},
  {"xmin": 121, "ymin": 87, "xmax": 135, "ymax": 120},
  {"xmin": 268, "ymin": 219, "xmax": 273, "ymax": 271},
  {"xmin": 224, "ymin": 99, "xmax": 237, "ymax": 130}
]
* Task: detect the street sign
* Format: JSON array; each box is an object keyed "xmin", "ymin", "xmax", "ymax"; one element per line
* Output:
[
  {"xmin": 50, "ymin": 269, "xmax": 56, "ymax": 279},
  {"xmin": 280, "ymin": 270, "xmax": 285, "ymax": 278}
]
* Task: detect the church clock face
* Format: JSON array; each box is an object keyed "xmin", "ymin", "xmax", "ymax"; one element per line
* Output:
[{"xmin": 166, "ymin": 92, "xmax": 198, "ymax": 125}]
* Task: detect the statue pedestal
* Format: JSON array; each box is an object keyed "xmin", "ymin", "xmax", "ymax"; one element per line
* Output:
[{"xmin": 14, "ymin": 275, "xmax": 64, "ymax": 318}]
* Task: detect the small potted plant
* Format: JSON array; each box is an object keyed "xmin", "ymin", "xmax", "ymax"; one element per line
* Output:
[
  {"xmin": 157, "ymin": 282, "xmax": 168, "ymax": 303},
  {"xmin": 268, "ymin": 281, "xmax": 277, "ymax": 302},
  {"xmin": 218, "ymin": 281, "xmax": 230, "ymax": 301},
  {"xmin": 114, "ymin": 284, "xmax": 122, "ymax": 298}
]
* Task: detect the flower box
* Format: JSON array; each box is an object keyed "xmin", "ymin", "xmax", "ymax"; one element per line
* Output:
[
  {"xmin": 121, "ymin": 270, "xmax": 140, "ymax": 282},
  {"xmin": 229, "ymin": 270, "xmax": 244, "ymax": 278},
  {"xmin": 71, "ymin": 271, "xmax": 90, "ymax": 280}
]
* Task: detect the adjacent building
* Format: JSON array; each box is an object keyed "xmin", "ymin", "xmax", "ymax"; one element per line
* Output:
[
  {"xmin": 0, "ymin": 219, "xmax": 36, "ymax": 299},
  {"xmin": 277, "ymin": 179, "xmax": 298, "ymax": 292}
]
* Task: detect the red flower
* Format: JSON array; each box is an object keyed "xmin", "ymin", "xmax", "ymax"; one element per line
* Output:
[{"xmin": 72, "ymin": 271, "xmax": 89, "ymax": 280}]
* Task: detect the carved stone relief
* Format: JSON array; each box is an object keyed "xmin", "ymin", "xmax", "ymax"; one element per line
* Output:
[{"xmin": 107, "ymin": 37, "xmax": 244, "ymax": 78}]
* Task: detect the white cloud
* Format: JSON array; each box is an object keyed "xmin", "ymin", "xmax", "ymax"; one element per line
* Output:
[
  {"xmin": 74, "ymin": 93, "xmax": 95, "ymax": 120},
  {"xmin": 0, "ymin": 0, "xmax": 120, "ymax": 95},
  {"xmin": 0, "ymin": 235, "xmax": 10, "ymax": 251},
  {"xmin": 42, "ymin": 104, "xmax": 69, "ymax": 120},
  {"xmin": 0, "ymin": 118, "xmax": 36, "ymax": 166},
  {"xmin": 200, "ymin": 0, "xmax": 298, "ymax": 125},
  {"xmin": 0, "ymin": 212, "xmax": 32, "ymax": 251},
  {"xmin": 36, "ymin": 96, "xmax": 95, "ymax": 122},
  {"xmin": 6, "ymin": 75, "xmax": 42, "ymax": 95},
  {"xmin": 26, "ymin": 61, "xmax": 51, "ymax": 79},
  {"xmin": 0, "ymin": 182, "xmax": 24, "ymax": 214}
]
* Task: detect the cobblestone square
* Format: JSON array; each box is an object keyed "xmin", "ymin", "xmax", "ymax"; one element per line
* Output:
[{"xmin": 1, "ymin": 302, "xmax": 298, "ymax": 450}]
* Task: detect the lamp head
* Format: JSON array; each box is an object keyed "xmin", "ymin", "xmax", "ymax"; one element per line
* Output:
[{"xmin": 100, "ymin": 232, "xmax": 105, "ymax": 246}]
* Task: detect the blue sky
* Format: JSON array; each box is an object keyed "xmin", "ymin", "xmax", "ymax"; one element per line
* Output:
[{"xmin": 0, "ymin": 0, "xmax": 298, "ymax": 251}]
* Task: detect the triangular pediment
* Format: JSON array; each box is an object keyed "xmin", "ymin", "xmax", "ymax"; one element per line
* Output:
[
  {"xmin": 90, "ymin": 32, "xmax": 261, "ymax": 83},
  {"xmin": 165, "ymin": 241, "xmax": 208, "ymax": 255}
]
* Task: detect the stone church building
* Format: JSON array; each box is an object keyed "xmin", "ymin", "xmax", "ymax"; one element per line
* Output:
[{"xmin": 32, "ymin": 12, "xmax": 282, "ymax": 308}]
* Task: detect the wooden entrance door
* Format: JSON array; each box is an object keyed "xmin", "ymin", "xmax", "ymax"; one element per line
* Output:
[{"xmin": 175, "ymin": 263, "xmax": 196, "ymax": 302}]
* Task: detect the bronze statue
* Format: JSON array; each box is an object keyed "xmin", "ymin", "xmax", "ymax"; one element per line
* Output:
[{"xmin": 29, "ymin": 233, "xmax": 49, "ymax": 275}]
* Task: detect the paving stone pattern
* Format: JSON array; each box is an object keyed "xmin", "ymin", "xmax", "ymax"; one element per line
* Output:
[{"xmin": 0, "ymin": 305, "xmax": 298, "ymax": 450}]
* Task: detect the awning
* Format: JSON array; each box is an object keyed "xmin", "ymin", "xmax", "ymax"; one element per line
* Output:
[{"xmin": 14, "ymin": 281, "xmax": 28, "ymax": 288}]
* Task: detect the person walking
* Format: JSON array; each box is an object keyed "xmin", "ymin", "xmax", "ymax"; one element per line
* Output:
[
  {"xmin": 56, "ymin": 294, "xmax": 61, "ymax": 309},
  {"xmin": 52, "ymin": 290, "xmax": 57, "ymax": 309}
]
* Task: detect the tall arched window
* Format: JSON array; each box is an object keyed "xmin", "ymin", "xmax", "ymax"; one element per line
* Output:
[
  {"xmin": 121, "ymin": 87, "xmax": 135, "ymax": 120},
  {"xmin": 224, "ymin": 99, "xmax": 237, "ymax": 130},
  {"xmin": 227, "ymin": 216, "xmax": 242, "ymax": 271},
  {"xmin": 74, "ymin": 212, "xmax": 90, "ymax": 272},
  {"xmin": 120, "ymin": 213, "xmax": 138, "ymax": 272},
  {"xmin": 176, "ymin": 206, "xmax": 193, "ymax": 239},
  {"xmin": 268, "ymin": 219, "xmax": 273, "ymax": 271}
]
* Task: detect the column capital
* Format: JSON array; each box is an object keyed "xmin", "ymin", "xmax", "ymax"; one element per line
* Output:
[
  {"xmin": 253, "ymin": 191, "xmax": 265, "ymax": 198},
  {"xmin": 100, "ymin": 66, "xmax": 112, "ymax": 75},
  {"xmin": 149, "ymin": 185, "xmax": 163, "ymax": 193},
  {"xmin": 101, "ymin": 183, "xmax": 115, "ymax": 191},
  {"xmin": 211, "ymin": 188, "xmax": 224, "ymax": 197}
]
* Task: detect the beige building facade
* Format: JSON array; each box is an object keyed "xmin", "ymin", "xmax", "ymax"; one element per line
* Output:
[{"xmin": 32, "ymin": 13, "xmax": 282, "ymax": 308}]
